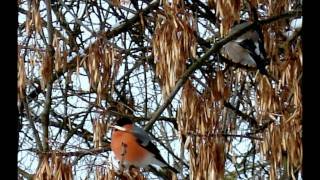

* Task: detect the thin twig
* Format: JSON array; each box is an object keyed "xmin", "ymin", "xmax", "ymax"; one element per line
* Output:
[{"xmin": 184, "ymin": 132, "xmax": 263, "ymax": 140}]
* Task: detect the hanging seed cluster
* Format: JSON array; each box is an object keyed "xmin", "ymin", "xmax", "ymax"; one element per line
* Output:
[
  {"xmin": 97, "ymin": 167, "xmax": 145, "ymax": 180},
  {"xmin": 209, "ymin": 0, "xmax": 241, "ymax": 36},
  {"xmin": 153, "ymin": 3, "xmax": 197, "ymax": 98},
  {"xmin": 40, "ymin": 49, "xmax": 54, "ymax": 89},
  {"xmin": 269, "ymin": 1, "xmax": 291, "ymax": 46},
  {"xmin": 111, "ymin": 0, "xmax": 121, "ymax": 7},
  {"xmin": 268, "ymin": 0, "xmax": 290, "ymax": 17},
  {"xmin": 34, "ymin": 154, "xmax": 73, "ymax": 180},
  {"xmin": 177, "ymin": 73, "xmax": 230, "ymax": 179},
  {"xmin": 40, "ymin": 33, "xmax": 68, "ymax": 89},
  {"xmin": 256, "ymin": 76, "xmax": 280, "ymax": 120},
  {"xmin": 96, "ymin": 168, "xmax": 116, "ymax": 180},
  {"xmin": 93, "ymin": 119, "xmax": 109, "ymax": 149},
  {"xmin": 26, "ymin": 0, "xmax": 42, "ymax": 35},
  {"xmin": 96, "ymin": 167, "xmax": 120, "ymax": 180},
  {"xmin": 261, "ymin": 116, "xmax": 302, "ymax": 180},
  {"xmin": 258, "ymin": 41, "xmax": 302, "ymax": 179},
  {"xmin": 83, "ymin": 39, "xmax": 122, "ymax": 104},
  {"xmin": 53, "ymin": 34, "xmax": 67, "ymax": 73},
  {"xmin": 110, "ymin": 0, "xmax": 132, "ymax": 7},
  {"xmin": 18, "ymin": 56, "xmax": 26, "ymax": 104},
  {"xmin": 253, "ymin": 11, "xmax": 303, "ymax": 177}
]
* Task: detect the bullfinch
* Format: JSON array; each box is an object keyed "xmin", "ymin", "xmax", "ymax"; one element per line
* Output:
[{"xmin": 110, "ymin": 117, "xmax": 179, "ymax": 174}]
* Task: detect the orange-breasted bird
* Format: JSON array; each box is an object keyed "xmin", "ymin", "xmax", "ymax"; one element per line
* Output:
[{"xmin": 110, "ymin": 117, "xmax": 179, "ymax": 173}]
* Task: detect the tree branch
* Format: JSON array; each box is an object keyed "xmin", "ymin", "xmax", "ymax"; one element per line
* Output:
[
  {"xmin": 33, "ymin": 147, "xmax": 110, "ymax": 157},
  {"xmin": 18, "ymin": 167, "xmax": 33, "ymax": 180}
]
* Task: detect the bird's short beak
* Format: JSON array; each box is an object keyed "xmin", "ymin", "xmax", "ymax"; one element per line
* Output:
[{"xmin": 109, "ymin": 125, "xmax": 127, "ymax": 131}]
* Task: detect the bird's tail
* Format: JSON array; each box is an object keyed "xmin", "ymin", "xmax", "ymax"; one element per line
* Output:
[
  {"xmin": 165, "ymin": 164, "xmax": 179, "ymax": 174},
  {"xmin": 159, "ymin": 159, "xmax": 179, "ymax": 174}
]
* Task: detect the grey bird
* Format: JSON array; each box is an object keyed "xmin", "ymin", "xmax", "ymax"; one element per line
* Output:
[{"xmin": 222, "ymin": 21, "xmax": 269, "ymax": 76}]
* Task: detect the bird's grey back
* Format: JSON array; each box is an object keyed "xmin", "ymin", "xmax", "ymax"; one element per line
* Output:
[{"xmin": 132, "ymin": 124, "xmax": 151, "ymax": 146}]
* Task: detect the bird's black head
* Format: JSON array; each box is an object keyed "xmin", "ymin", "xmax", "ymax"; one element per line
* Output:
[{"xmin": 115, "ymin": 117, "xmax": 133, "ymax": 126}]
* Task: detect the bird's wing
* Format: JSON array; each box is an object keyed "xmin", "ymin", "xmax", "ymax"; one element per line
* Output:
[
  {"xmin": 132, "ymin": 125, "xmax": 168, "ymax": 165},
  {"xmin": 228, "ymin": 22, "xmax": 270, "ymax": 76},
  {"xmin": 223, "ymin": 42, "xmax": 256, "ymax": 67},
  {"xmin": 132, "ymin": 125, "xmax": 179, "ymax": 173},
  {"xmin": 238, "ymin": 38, "xmax": 257, "ymax": 54},
  {"xmin": 142, "ymin": 141, "xmax": 167, "ymax": 164},
  {"xmin": 143, "ymin": 142, "xmax": 179, "ymax": 173},
  {"xmin": 132, "ymin": 125, "xmax": 151, "ymax": 146},
  {"xmin": 239, "ymin": 39, "xmax": 268, "ymax": 75}
]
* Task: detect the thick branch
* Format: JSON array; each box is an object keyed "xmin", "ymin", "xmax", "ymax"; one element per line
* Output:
[{"xmin": 39, "ymin": 0, "xmax": 55, "ymax": 152}]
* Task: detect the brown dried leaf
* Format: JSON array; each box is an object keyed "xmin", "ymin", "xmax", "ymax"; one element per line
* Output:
[
  {"xmin": 40, "ymin": 51, "xmax": 53, "ymax": 89},
  {"xmin": 18, "ymin": 56, "xmax": 26, "ymax": 101}
]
